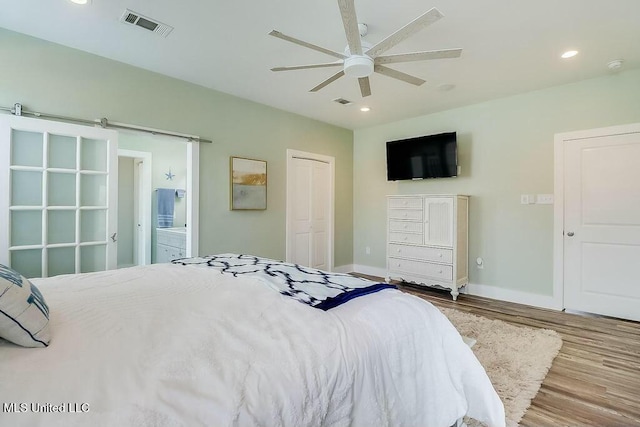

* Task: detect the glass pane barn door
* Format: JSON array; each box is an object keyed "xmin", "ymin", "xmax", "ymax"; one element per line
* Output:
[{"xmin": 0, "ymin": 115, "xmax": 118, "ymax": 278}]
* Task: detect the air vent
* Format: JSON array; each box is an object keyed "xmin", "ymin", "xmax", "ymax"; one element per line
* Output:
[
  {"xmin": 333, "ymin": 98, "xmax": 353, "ymax": 106},
  {"xmin": 120, "ymin": 9, "xmax": 174, "ymax": 37}
]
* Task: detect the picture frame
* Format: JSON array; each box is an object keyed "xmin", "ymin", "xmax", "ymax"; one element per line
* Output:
[{"xmin": 230, "ymin": 156, "xmax": 267, "ymax": 210}]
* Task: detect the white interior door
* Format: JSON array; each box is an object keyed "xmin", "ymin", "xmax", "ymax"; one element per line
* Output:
[
  {"xmin": 563, "ymin": 129, "xmax": 640, "ymax": 321},
  {"xmin": 311, "ymin": 160, "xmax": 330, "ymax": 270},
  {"xmin": 0, "ymin": 115, "xmax": 118, "ymax": 278},
  {"xmin": 286, "ymin": 150, "xmax": 334, "ymax": 271}
]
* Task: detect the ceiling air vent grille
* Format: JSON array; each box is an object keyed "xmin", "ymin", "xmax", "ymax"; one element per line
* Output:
[
  {"xmin": 120, "ymin": 9, "xmax": 174, "ymax": 37},
  {"xmin": 333, "ymin": 98, "xmax": 352, "ymax": 106}
]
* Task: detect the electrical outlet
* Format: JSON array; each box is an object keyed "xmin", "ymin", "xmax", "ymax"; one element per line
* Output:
[
  {"xmin": 476, "ymin": 257, "xmax": 484, "ymax": 269},
  {"xmin": 365, "ymin": 246, "xmax": 371, "ymax": 255}
]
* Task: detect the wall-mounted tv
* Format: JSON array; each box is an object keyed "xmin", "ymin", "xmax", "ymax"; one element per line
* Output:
[{"xmin": 386, "ymin": 132, "xmax": 457, "ymax": 181}]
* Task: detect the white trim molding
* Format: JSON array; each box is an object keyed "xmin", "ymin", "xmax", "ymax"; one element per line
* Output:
[
  {"xmin": 351, "ymin": 264, "xmax": 389, "ymax": 279},
  {"xmin": 463, "ymin": 283, "xmax": 562, "ymax": 311},
  {"xmin": 351, "ymin": 265, "xmax": 562, "ymax": 310},
  {"xmin": 333, "ymin": 264, "xmax": 355, "ymax": 274}
]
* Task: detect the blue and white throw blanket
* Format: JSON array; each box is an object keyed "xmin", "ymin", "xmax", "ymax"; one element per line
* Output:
[{"xmin": 172, "ymin": 254, "xmax": 396, "ymax": 310}]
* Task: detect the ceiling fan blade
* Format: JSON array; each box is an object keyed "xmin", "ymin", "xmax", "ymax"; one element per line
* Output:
[
  {"xmin": 375, "ymin": 48, "xmax": 462, "ymax": 64},
  {"xmin": 310, "ymin": 70, "xmax": 345, "ymax": 92},
  {"xmin": 271, "ymin": 62, "xmax": 343, "ymax": 72},
  {"xmin": 374, "ymin": 65, "xmax": 425, "ymax": 86},
  {"xmin": 269, "ymin": 30, "xmax": 346, "ymax": 60},
  {"xmin": 337, "ymin": 0, "xmax": 362, "ymax": 55},
  {"xmin": 366, "ymin": 8, "xmax": 444, "ymax": 59},
  {"xmin": 358, "ymin": 77, "xmax": 371, "ymax": 97}
]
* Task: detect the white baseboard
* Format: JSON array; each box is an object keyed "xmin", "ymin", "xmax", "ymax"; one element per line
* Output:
[
  {"xmin": 333, "ymin": 264, "xmax": 354, "ymax": 274},
  {"xmin": 351, "ymin": 264, "xmax": 388, "ymax": 279},
  {"xmin": 463, "ymin": 283, "xmax": 563, "ymax": 311},
  {"xmin": 348, "ymin": 264, "xmax": 563, "ymax": 311}
]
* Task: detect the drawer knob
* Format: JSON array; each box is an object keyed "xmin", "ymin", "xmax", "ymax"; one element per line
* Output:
[
  {"xmin": 403, "ymin": 236, "xmax": 408, "ymax": 240},
  {"xmin": 397, "ymin": 262, "xmax": 401, "ymax": 267},
  {"xmin": 438, "ymin": 253, "xmax": 443, "ymax": 257},
  {"xmin": 397, "ymin": 248, "xmax": 402, "ymax": 253},
  {"xmin": 439, "ymin": 270, "xmax": 443, "ymax": 274},
  {"xmin": 403, "ymin": 224, "xmax": 408, "ymax": 229}
]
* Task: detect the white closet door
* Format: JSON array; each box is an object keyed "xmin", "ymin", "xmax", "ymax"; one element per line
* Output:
[
  {"xmin": 290, "ymin": 158, "xmax": 313, "ymax": 267},
  {"xmin": 286, "ymin": 153, "xmax": 333, "ymax": 270},
  {"xmin": 0, "ymin": 115, "xmax": 118, "ymax": 278},
  {"xmin": 564, "ymin": 130, "xmax": 640, "ymax": 321},
  {"xmin": 311, "ymin": 160, "xmax": 330, "ymax": 270}
]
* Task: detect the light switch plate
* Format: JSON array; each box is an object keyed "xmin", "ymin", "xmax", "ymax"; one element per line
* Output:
[{"xmin": 536, "ymin": 194, "xmax": 554, "ymax": 204}]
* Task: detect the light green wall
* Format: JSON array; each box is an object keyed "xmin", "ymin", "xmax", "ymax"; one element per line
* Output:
[
  {"xmin": 0, "ymin": 29, "xmax": 354, "ymax": 266},
  {"xmin": 354, "ymin": 68, "xmax": 640, "ymax": 296}
]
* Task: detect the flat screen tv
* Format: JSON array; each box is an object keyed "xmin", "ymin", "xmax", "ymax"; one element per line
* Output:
[{"xmin": 386, "ymin": 132, "xmax": 457, "ymax": 181}]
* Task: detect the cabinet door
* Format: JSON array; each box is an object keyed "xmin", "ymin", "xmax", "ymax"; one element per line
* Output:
[{"xmin": 424, "ymin": 197, "xmax": 454, "ymax": 247}]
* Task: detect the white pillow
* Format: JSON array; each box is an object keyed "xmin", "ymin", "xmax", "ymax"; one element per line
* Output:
[{"xmin": 0, "ymin": 264, "xmax": 51, "ymax": 347}]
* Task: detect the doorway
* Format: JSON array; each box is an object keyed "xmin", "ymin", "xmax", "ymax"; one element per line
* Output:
[
  {"xmin": 117, "ymin": 149, "xmax": 152, "ymax": 267},
  {"xmin": 118, "ymin": 131, "xmax": 199, "ymax": 264},
  {"xmin": 286, "ymin": 149, "xmax": 335, "ymax": 271},
  {"xmin": 554, "ymin": 123, "xmax": 640, "ymax": 322}
]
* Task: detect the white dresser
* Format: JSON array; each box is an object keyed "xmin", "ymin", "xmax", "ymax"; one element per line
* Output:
[
  {"xmin": 386, "ymin": 194, "xmax": 469, "ymax": 300},
  {"xmin": 156, "ymin": 227, "xmax": 187, "ymax": 263}
]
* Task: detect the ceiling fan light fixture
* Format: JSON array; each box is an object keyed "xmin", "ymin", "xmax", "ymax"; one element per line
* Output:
[{"xmin": 344, "ymin": 55, "xmax": 374, "ymax": 78}]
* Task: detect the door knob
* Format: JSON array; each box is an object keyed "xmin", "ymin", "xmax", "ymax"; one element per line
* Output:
[{"xmin": 566, "ymin": 231, "xmax": 575, "ymax": 237}]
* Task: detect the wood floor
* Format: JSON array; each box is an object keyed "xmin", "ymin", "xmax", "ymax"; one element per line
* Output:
[{"xmin": 357, "ymin": 276, "xmax": 640, "ymax": 427}]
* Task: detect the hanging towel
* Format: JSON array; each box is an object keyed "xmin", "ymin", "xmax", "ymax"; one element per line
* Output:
[{"xmin": 157, "ymin": 188, "xmax": 175, "ymax": 228}]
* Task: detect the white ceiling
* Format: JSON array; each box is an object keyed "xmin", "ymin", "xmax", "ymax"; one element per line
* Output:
[{"xmin": 1, "ymin": 0, "xmax": 639, "ymax": 130}]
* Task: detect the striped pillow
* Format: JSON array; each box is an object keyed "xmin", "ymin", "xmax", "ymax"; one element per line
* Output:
[{"xmin": 0, "ymin": 264, "xmax": 51, "ymax": 347}]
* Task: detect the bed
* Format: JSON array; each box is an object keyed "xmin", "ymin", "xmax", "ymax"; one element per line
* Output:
[{"xmin": 0, "ymin": 254, "xmax": 505, "ymax": 427}]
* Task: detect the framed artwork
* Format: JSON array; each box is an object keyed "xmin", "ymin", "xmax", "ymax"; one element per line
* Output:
[{"xmin": 230, "ymin": 157, "xmax": 267, "ymax": 210}]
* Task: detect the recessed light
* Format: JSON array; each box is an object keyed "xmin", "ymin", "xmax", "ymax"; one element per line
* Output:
[
  {"xmin": 561, "ymin": 50, "xmax": 578, "ymax": 59},
  {"xmin": 360, "ymin": 106, "xmax": 370, "ymax": 112},
  {"xmin": 70, "ymin": 0, "xmax": 90, "ymax": 4}
]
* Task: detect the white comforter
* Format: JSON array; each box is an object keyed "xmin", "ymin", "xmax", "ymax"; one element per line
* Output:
[{"xmin": 0, "ymin": 263, "xmax": 504, "ymax": 427}]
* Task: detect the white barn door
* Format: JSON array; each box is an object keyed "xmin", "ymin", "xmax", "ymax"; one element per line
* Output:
[
  {"xmin": 0, "ymin": 115, "xmax": 118, "ymax": 278},
  {"xmin": 286, "ymin": 150, "xmax": 334, "ymax": 271},
  {"xmin": 559, "ymin": 124, "xmax": 640, "ymax": 321}
]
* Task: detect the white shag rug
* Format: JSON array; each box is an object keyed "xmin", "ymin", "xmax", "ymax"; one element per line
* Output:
[{"xmin": 439, "ymin": 307, "xmax": 562, "ymax": 427}]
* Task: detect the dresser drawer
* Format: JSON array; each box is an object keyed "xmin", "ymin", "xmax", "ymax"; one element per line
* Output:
[
  {"xmin": 388, "ymin": 243, "xmax": 453, "ymax": 263},
  {"xmin": 388, "ymin": 197, "xmax": 423, "ymax": 209},
  {"xmin": 389, "ymin": 220, "xmax": 423, "ymax": 233},
  {"xmin": 388, "ymin": 257, "xmax": 453, "ymax": 281},
  {"xmin": 388, "ymin": 209, "xmax": 422, "ymax": 221},
  {"xmin": 389, "ymin": 232, "xmax": 423, "ymax": 245}
]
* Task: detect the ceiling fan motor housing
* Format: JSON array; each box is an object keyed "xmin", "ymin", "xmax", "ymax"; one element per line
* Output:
[{"xmin": 344, "ymin": 54, "xmax": 374, "ymax": 78}]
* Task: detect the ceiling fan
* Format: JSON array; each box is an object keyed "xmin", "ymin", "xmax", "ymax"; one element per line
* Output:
[{"xmin": 269, "ymin": 0, "xmax": 462, "ymax": 98}]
